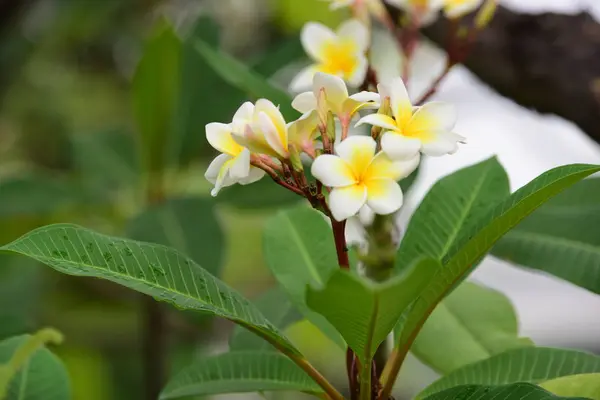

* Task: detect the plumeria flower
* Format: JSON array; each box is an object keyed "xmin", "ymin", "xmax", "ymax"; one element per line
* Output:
[
  {"xmin": 311, "ymin": 136, "xmax": 419, "ymax": 221},
  {"xmin": 290, "ymin": 19, "xmax": 369, "ymax": 92},
  {"xmin": 356, "ymin": 77, "xmax": 465, "ymax": 158},
  {"xmin": 292, "ymin": 72, "xmax": 380, "ymax": 129},
  {"xmin": 230, "ymin": 99, "xmax": 289, "ymax": 159},
  {"xmin": 385, "ymin": 0, "xmax": 444, "ymax": 25},
  {"xmin": 204, "ymin": 121, "xmax": 265, "ymax": 197},
  {"xmin": 288, "ymin": 109, "xmax": 321, "ymax": 157},
  {"xmin": 443, "ymin": 0, "xmax": 484, "ymax": 19}
]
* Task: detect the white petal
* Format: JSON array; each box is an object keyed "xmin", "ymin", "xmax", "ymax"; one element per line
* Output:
[
  {"xmin": 346, "ymin": 55, "xmax": 368, "ymax": 88},
  {"xmin": 409, "ymin": 101, "xmax": 457, "ymax": 133},
  {"xmin": 228, "ymin": 148, "xmax": 251, "ymax": 179},
  {"xmin": 337, "ymin": 19, "xmax": 370, "ymax": 53},
  {"xmin": 206, "ymin": 122, "xmax": 241, "ymax": 155},
  {"xmin": 292, "ymin": 91, "xmax": 317, "ymax": 113},
  {"xmin": 345, "ymin": 216, "xmax": 366, "ymax": 246},
  {"xmin": 335, "ymin": 136, "xmax": 377, "ymax": 175},
  {"xmin": 311, "ymin": 154, "xmax": 356, "ymax": 187},
  {"xmin": 301, "ymin": 22, "xmax": 335, "ymax": 62},
  {"xmin": 389, "ymin": 77, "xmax": 413, "ymax": 126},
  {"xmin": 349, "ymin": 91, "xmax": 381, "ymax": 104},
  {"xmin": 365, "ymin": 151, "xmax": 420, "ymax": 181},
  {"xmin": 380, "ymin": 131, "xmax": 421, "ymax": 159},
  {"xmin": 358, "ymin": 205, "xmax": 375, "ymax": 226},
  {"xmin": 329, "ymin": 184, "xmax": 367, "ymax": 221},
  {"xmin": 257, "ymin": 112, "xmax": 287, "ymax": 158},
  {"xmin": 239, "ymin": 166, "xmax": 266, "ymax": 185},
  {"xmin": 444, "ymin": 0, "xmax": 482, "ymax": 18},
  {"xmin": 365, "ymin": 179, "xmax": 403, "ymax": 214},
  {"xmin": 290, "ymin": 65, "xmax": 318, "ymax": 92},
  {"xmin": 355, "ymin": 113, "xmax": 398, "ymax": 131},
  {"xmin": 313, "ymin": 72, "xmax": 348, "ymax": 111},
  {"xmin": 205, "ymin": 154, "xmax": 236, "ymax": 196},
  {"xmin": 420, "ymin": 132, "xmax": 462, "ymax": 156},
  {"xmin": 330, "ymin": 0, "xmax": 354, "ymax": 9},
  {"xmin": 232, "ymin": 101, "xmax": 254, "ymax": 123}
]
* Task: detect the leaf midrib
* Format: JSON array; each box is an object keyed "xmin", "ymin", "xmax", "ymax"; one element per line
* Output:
[
  {"xmin": 281, "ymin": 214, "xmax": 324, "ymax": 285},
  {"xmin": 163, "ymin": 377, "xmax": 319, "ymax": 397}
]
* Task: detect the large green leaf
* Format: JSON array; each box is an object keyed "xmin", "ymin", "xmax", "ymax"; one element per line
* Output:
[
  {"xmin": 419, "ymin": 347, "xmax": 600, "ymax": 398},
  {"xmin": 541, "ymin": 373, "xmax": 600, "ymax": 400},
  {"xmin": 0, "ymin": 334, "xmax": 70, "ymax": 400},
  {"xmin": 263, "ymin": 206, "xmax": 343, "ymax": 347},
  {"xmin": 160, "ymin": 351, "xmax": 322, "ymax": 398},
  {"xmin": 395, "ymin": 157, "xmax": 509, "ymax": 273},
  {"xmin": 396, "ymin": 164, "xmax": 600, "ymax": 352},
  {"xmin": 132, "ymin": 18, "xmax": 181, "ymax": 174},
  {"xmin": 126, "ymin": 197, "xmax": 224, "ymax": 274},
  {"xmin": 193, "ymin": 39, "xmax": 298, "ymax": 121},
  {"xmin": 423, "ymin": 383, "xmax": 586, "ymax": 400},
  {"xmin": 217, "ymin": 178, "xmax": 301, "ymax": 209},
  {"xmin": 412, "ymin": 282, "xmax": 533, "ymax": 374},
  {"xmin": 0, "ymin": 224, "xmax": 299, "ymax": 356},
  {"xmin": 307, "ymin": 259, "xmax": 438, "ymax": 364},
  {"xmin": 493, "ymin": 177, "xmax": 600, "ymax": 294},
  {"xmin": 230, "ymin": 288, "xmax": 302, "ymax": 352}
]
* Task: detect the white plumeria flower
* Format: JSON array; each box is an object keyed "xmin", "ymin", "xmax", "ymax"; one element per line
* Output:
[
  {"xmin": 385, "ymin": 0, "xmax": 444, "ymax": 25},
  {"xmin": 292, "ymin": 72, "xmax": 380, "ymax": 128},
  {"xmin": 290, "ymin": 19, "xmax": 369, "ymax": 92},
  {"xmin": 356, "ymin": 77, "xmax": 465, "ymax": 159},
  {"xmin": 443, "ymin": 0, "xmax": 483, "ymax": 18},
  {"xmin": 345, "ymin": 205, "xmax": 376, "ymax": 246},
  {"xmin": 204, "ymin": 122, "xmax": 265, "ymax": 197},
  {"xmin": 230, "ymin": 99, "xmax": 289, "ymax": 159},
  {"xmin": 311, "ymin": 136, "xmax": 419, "ymax": 221}
]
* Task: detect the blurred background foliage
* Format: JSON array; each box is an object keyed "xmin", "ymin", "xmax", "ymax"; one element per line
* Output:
[{"xmin": 0, "ymin": 0, "xmax": 351, "ymax": 398}]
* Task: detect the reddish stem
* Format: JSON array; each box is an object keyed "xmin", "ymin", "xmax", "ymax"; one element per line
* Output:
[
  {"xmin": 331, "ymin": 220, "xmax": 349, "ymax": 269},
  {"xmin": 415, "ymin": 63, "xmax": 452, "ymax": 105}
]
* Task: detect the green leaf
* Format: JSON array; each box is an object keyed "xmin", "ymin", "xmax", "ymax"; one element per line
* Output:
[
  {"xmin": 230, "ymin": 288, "xmax": 302, "ymax": 352},
  {"xmin": 263, "ymin": 206, "xmax": 343, "ymax": 347},
  {"xmin": 217, "ymin": 178, "xmax": 301, "ymax": 209},
  {"xmin": 0, "ymin": 224, "xmax": 300, "ymax": 356},
  {"xmin": 422, "ymin": 383, "xmax": 586, "ymax": 400},
  {"xmin": 160, "ymin": 351, "xmax": 322, "ymax": 398},
  {"xmin": 493, "ymin": 177, "xmax": 600, "ymax": 295},
  {"xmin": 132, "ymin": 18, "xmax": 181, "ymax": 174},
  {"xmin": 395, "ymin": 157, "xmax": 510, "ymax": 273},
  {"xmin": 541, "ymin": 373, "xmax": 600, "ymax": 400},
  {"xmin": 412, "ymin": 282, "xmax": 533, "ymax": 374},
  {"xmin": 396, "ymin": 164, "xmax": 600, "ymax": 351},
  {"xmin": 307, "ymin": 259, "xmax": 438, "ymax": 364},
  {"xmin": 0, "ymin": 333, "xmax": 70, "ymax": 400},
  {"xmin": 193, "ymin": 39, "xmax": 298, "ymax": 121},
  {"xmin": 419, "ymin": 347, "xmax": 600, "ymax": 398},
  {"xmin": 126, "ymin": 197, "xmax": 224, "ymax": 275}
]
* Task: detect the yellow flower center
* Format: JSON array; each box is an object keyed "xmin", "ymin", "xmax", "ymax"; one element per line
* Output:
[{"xmin": 319, "ymin": 40, "xmax": 358, "ymax": 78}]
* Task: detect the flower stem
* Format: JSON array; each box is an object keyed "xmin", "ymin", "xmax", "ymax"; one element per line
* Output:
[
  {"xmin": 331, "ymin": 220, "xmax": 349, "ymax": 269},
  {"xmin": 360, "ymin": 361, "xmax": 372, "ymax": 400}
]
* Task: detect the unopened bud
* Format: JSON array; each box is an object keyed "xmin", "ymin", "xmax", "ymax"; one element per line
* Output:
[
  {"xmin": 317, "ymin": 88, "xmax": 328, "ymax": 127},
  {"xmin": 371, "ymin": 96, "xmax": 391, "ymax": 139},
  {"xmin": 288, "ymin": 144, "xmax": 304, "ymax": 172},
  {"xmin": 475, "ymin": 0, "xmax": 497, "ymax": 30},
  {"xmin": 326, "ymin": 111, "xmax": 336, "ymax": 142}
]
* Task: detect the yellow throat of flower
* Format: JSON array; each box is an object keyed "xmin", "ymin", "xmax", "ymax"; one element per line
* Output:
[{"xmin": 319, "ymin": 40, "xmax": 359, "ymax": 78}]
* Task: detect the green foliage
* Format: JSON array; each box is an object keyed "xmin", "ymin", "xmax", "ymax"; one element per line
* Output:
[
  {"xmin": 412, "ymin": 282, "xmax": 533, "ymax": 374},
  {"xmin": 126, "ymin": 197, "xmax": 224, "ymax": 274},
  {"xmin": 395, "ymin": 157, "xmax": 509, "ymax": 273},
  {"xmin": 419, "ymin": 347, "xmax": 600, "ymax": 398},
  {"xmin": 493, "ymin": 177, "xmax": 600, "ymax": 294},
  {"xmin": 230, "ymin": 288, "xmax": 302, "ymax": 352},
  {"xmin": 132, "ymin": 18, "xmax": 181, "ymax": 175},
  {"xmin": 0, "ymin": 332, "xmax": 70, "ymax": 400},
  {"xmin": 541, "ymin": 373, "xmax": 600, "ymax": 400},
  {"xmin": 263, "ymin": 206, "xmax": 344, "ymax": 347},
  {"xmin": 422, "ymin": 383, "xmax": 586, "ymax": 400},
  {"xmin": 396, "ymin": 164, "xmax": 600, "ymax": 350},
  {"xmin": 0, "ymin": 224, "xmax": 300, "ymax": 357},
  {"xmin": 193, "ymin": 39, "xmax": 298, "ymax": 121},
  {"xmin": 307, "ymin": 259, "xmax": 438, "ymax": 364},
  {"xmin": 160, "ymin": 351, "xmax": 322, "ymax": 398},
  {"xmin": 217, "ymin": 178, "xmax": 301, "ymax": 209}
]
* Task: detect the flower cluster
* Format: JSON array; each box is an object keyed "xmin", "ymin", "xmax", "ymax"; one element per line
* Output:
[{"xmin": 204, "ymin": 1, "xmax": 485, "ymax": 224}]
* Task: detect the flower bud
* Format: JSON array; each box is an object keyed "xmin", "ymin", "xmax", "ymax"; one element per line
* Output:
[
  {"xmin": 326, "ymin": 111, "xmax": 336, "ymax": 143},
  {"xmin": 288, "ymin": 144, "xmax": 304, "ymax": 172},
  {"xmin": 475, "ymin": 0, "xmax": 497, "ymax": 30}
]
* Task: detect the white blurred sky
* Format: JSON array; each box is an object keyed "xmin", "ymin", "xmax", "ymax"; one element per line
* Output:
[{"xmin": 393, "ymin": 0, "xmax": 600, "ymax": 351}]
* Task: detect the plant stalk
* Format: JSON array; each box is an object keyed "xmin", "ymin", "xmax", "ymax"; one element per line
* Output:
[{"xmin": 360, "ymin": 361, "xmax": 372, "ymax": 400}]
